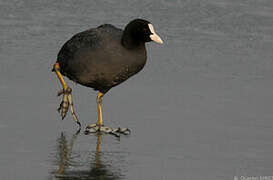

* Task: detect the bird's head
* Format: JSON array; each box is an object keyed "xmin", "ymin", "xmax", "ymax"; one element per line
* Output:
[{"xmin": 122, "ymin": 19, "xmax": 163, "ymax": 48}]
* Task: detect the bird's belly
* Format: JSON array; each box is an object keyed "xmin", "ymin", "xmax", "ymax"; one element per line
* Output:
[
  {"xmin": 111, "ymin": 62, "xmax": 145, "ymax": 86},
  {"xmin": 73, "ymin": 59, "xmax": 145, "ymax": 91},
  {"xmin": 63, "ymin": 48, "xmax": 146, "ymax": 92}
]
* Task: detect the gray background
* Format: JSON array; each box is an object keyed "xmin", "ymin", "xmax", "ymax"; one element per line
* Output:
[{"xmin": 0, "ymin": 0, "xmax": 273, "ymax": 179}]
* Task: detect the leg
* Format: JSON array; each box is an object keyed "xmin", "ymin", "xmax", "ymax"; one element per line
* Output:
[
  {"xmin": 85, "ymin": 92, "xmax": 131, "ymax": 137},
  {"xmin": 96, "ymin": 92, "xmax": 104, "ymax": 126},
  {"xmin": 53, "ymin": 62, "xmax": 81, "ymax": 129}
]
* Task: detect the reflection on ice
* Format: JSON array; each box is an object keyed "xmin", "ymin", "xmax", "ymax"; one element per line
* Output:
[{"xmin": 51, "ymin": 132, "xmax": 121, "ymax": 180}]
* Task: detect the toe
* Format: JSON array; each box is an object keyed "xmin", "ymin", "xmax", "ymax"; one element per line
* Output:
[
  {"xmin": 86, "ymin": 123, "xmax": 97, "ymax": 129},
  {"xmin": 85, "ymin": 126, "xmax": 99, "ymax": 134},
  {"xmin": 100, "ymin": 126, "xmax": 112, "ymax": 133},
  {"xmin": 119, "ymin": 128, "xmax": 131, "ymax": 135}
]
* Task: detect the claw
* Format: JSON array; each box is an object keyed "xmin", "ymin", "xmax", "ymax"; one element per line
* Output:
[
  {"xmin": 84, "ymin": 124, "xmax": 130, "ymax": 137},
  {"xmin": 109, "ymin": 132, "xmax": 120, "ymax": 138},
  {"xmin": 57, "ymin": 87, "xmax": 81, "ymax": 128},
  {"xmin": 119, "ymin": 128, "xmax": 131, "ymax": 135}
]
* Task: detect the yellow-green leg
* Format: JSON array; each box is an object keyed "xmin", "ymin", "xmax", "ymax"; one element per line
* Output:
[
  {"xmin": 85, "ymin": 92, "xmax": 131, "ymax": 137},
  {"xmin": 96, "ymin": 92, "xmax": 104, "ymax": 126},
  {"xmin": 53, "ymin": 62, "xmax": 81, "ymax": 128}
]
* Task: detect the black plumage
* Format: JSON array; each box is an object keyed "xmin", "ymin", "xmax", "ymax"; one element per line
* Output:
[{"xmin": 56, "ymin": 19, "xmax": 158, "ymax": 94}]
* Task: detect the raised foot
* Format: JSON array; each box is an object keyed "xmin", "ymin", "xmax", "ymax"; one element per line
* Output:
[
  {"xmin": 84, "ymin": 124, "xmax": 131, "ymax": 137},
  {"xmin": 57, "ymin": 87, "xmax": 81, "ymax": 128}
]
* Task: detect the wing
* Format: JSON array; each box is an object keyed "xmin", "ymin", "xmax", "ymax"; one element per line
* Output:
[
  {"xmin": 56, "ymin": 24, "xmax": 123, "ymax": 84},
  {"xmin": 57, "ymin": 28, "xmax": 99, "ymax": 71},
  {"xmin": 57, "ymin": 24, "xmax": 121, "ymax": 72}
]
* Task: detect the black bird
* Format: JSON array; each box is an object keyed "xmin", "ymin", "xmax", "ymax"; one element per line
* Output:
[{"xmin": 52, "ymin": 19, "xmax": 163, "ymax": 136}]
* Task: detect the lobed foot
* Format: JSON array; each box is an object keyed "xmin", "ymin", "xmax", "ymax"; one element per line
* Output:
[
  {"xmin": 84, "ymin": 124, "xmax": 130, "ymax": 137},
  {"xmin": 57, "ymin": 87, "xmax": 81, "ymax": 128}
]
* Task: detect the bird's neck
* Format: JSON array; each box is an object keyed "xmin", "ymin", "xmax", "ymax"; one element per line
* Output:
[{"xmin": 121, "ymin": 31, "xmax": 144, "ymax": 50}]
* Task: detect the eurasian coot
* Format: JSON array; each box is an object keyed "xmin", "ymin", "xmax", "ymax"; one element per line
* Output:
[{"xmin": 52, "ymin": 19, "xmax": 163, "ymax": 136}]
